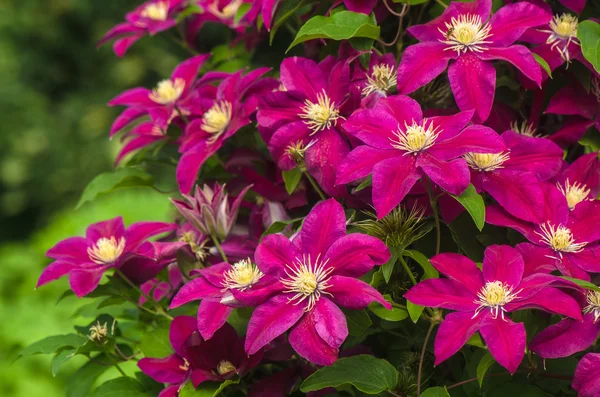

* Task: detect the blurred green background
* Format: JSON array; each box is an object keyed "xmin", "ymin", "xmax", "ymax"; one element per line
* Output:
[{"xmin": 0, "ymin": 1, "xmax": 184, "ymax": 395}]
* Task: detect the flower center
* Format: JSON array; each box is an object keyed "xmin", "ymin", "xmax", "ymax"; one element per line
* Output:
[
  {"xmin": 510, "ymin": 120, "xmax": 537, "ymax": 137},
  {"xmin": 141, "ymin": 1, "xmax": 169, "ymax": 21},
  {"xmin": 179, "ymin": 358, "xmax": 190, "ymax": 372},
  {"xmin": 535, "ymin": 222, "xmax": 587, "ymax": 256},
  {"xmin": 439, "ymin": 14, "xmax": 492, "ymax": 54},
  {"xmin": 300, "ymin": 91, "xmax": 342, "ymax": 135},
  {"xmin": 540, "ymin": 14, "xmax": 579, "ymax": 63},
  {"xmin": 216, "ymin": 360, "xmax": 236, "ymax": 375},
  {"xmin": 390, "ymin": 120, "xmax": 440, "ymax": 154},
  {"xmin": 209, "ymin": 0, "xmax": 242, "ymax": 20},
  {"xmin": 222, "ymin": 258, "xmax": 264, "ymax": 291},
  {"xmin": 149, "ymin": 78, "xmax": 185, "ymax": 105},
  {"xmin": 201, "ymin": 100, "xmax": 233, "ymax": 142},
  {"xmin": 88, "ymin": 321, "xmax": 108, "ymax": 342},
  {"xmin": 281, "ymin": 255, "xmax": 334, "ymax": 311},
  {"xmin": 285, "ymin": 139, "xmax": 316, "ymax": 166},
  {"xmin": 557, "ymin": 179, "xmax": 590, "ymax": 210},
  {"xmin": 584, "ymin": 291, "xmax": 600, "ymax": 323},
  {"xmin": 464, "ymin": 152, "xmax": 510, "ymax": 171},
  {"xmin": 87, "ymin": 236, "xmax": 126, "ymax": 264},
  {"xmin": 362, "ymin": 64, "xmax": 397, "ymax": 96},
  {"xmin": 474, "ymin": 281, "xmax": 519, "ymax": 320}
]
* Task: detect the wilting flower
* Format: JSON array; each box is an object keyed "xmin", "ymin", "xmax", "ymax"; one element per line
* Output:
[
  {"xmin": 405, "ymin": 245, "xmax": 582, "ymax": 373},
  {"xmin": 466, "ymin": 130, "xmax": 563, "ymax": 222},
  {"xmin": 396, "ymin": 0, "xmax": 546, "ymax": 122},
  {"xmin": 170, "ymin": 257, "xmax": 277, "ymax": 339},
  {"xmin": 109, "ymin": 55, "xmax": 210, "ymax": 134},
  {"xmin": 572, "ymin": 353, "xmax": 600, "ymax": 397},
  {"xmin": 171, "ymin": 183, "xmax": 252, "ymax": 242},
  {"xmin": 487, "ymin": 183, "xmax": 600, "ymax": 280},
  {"xmin": 554, "ymin": 152, "xmax": 600, "ymax": 211},
  {"xmin": 530, "ymin": 289, "xmax": 600, "ymax": 359},
  {"xmin": 257, "ymin": 56, "xmax": 357, "ymax": 197},
  {"xmin": 37, "ymin": 217, "xmax": 177, "ymax": 297},
  {"xmin": 337, "ymin": 95, "xmax": 505, "ymax": 218},
  {"xmin": 176, "ymin": 68, "xmax": 275, "ymax": 193},
  {"xmin": 99, "ymin": 0, "xmax": 186, "ymax": 57},
  {"xmin": 244, "ymin": 199, "xmax": 391, "ymax": 365}
]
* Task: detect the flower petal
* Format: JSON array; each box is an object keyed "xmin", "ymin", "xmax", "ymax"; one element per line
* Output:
[
  {"xmin": 177, "ymin": 141, "xmax": 220, "ymax": 194},
  {"xmin": 86, "ymin": 217, "xmax": 126, "ymax": 242},
  {"xmin": 328, "ymin": 275, "xmax": 391, "ymax": 310},
  {"xmin": 434, "ymin": 311, "xmax": 483, "ymax": 365},
  {"xmin": 430, "ymin": 253, "xmax": 483, "ymax": 295},
  {"xmin": 280, "ymin": 57, "xmax": 326, "ymax": 99},
  {"xmin": 573, "ymin": 353, "xmax": 600, "ymax": 397},
  {"xmin": 255, "ymin": 234, "xmax": 302, "ymax": 278},
  {"xmin": 429, "ymin": 124, "xmax": 505, "ymax": 161},
  {"xmin": 479, "ymin": 316, "xmax": 526, "ymax": 374},
  {"xmin": 169, "ymin": 277, "xmax": 222, "ymax": 309},
  {"xmin": 568, "ymin": 201, "xmax": 600, "ymax": 244},
  {"xmin": 405, "ymin": 279, "xmax": 478, "ymax": 311},
  {"xmin": 482, "ymin": 245, "xmax": 524, "ymax": 288},
  {"xmin": 125, "ymin": 222, "xmax": 177, "ymax": 251},
  {"xmin": 69, "ymin": 268, "xmax": 106, "ymax": 298},
  {"xmin": 300, "ymin": 198, "xmax": 347, "ymax": 259},
  {"xmin": 372, "ymin": 155, "xmax": 421, "ymax": 219},
  {"xmin": 479, "ymin": 45, "xmax": 542, "ymax": 86},
  {"xmin": 336, "ymin": 146, "xmax": 398, "ymax": 185},
  {"xmin": 288, "ymin": 309, "xmax": 338, "ymax": 366},
  {"xmin": 36, "ymin": 261, "xmax": 76, "ymax": 288},
  {"xmin": 341, "ymin": 107, "xmax": 399, "ymax": 150},
  {"xmin": 530, "ymin": 316, "xmax": 600, "ymax": 359},
  {"xmin": 169, "ymin": 315, "xmax": 197, "ymax": 358},
  {"xmin": 417, "ymin": 153, "xmax": 470, "ymax": 196},
  {"xmin": 198, "ymin": 299, "xmax": 233, "ymax": 340},
  {"xmin": 171, "ymin": 54, "xmax": 210, "ymax": 90},
  {"xmin": 305, "ymin": 128, "xmax": 350, "ymax": 197},
  {"xmin": 313, "ymin": 298, "xmax": 348, "ymax": 349},
  {"xmin": 448, "ymin": 53, "xmax": 495, "ymax": 123},
  {"xmin": 138, "ymin": 355, "xmax": 187, "ymax": 384},
  {"xmin": 46, "ymin": 237, "xmax": 90, "ymax": 262},
  {"xmin": 324, "ymin": 233, "xmax": 390, "ymax": 277},
  {"xmin": 507, "ymin": 288, "xmax": 582, "ymax": 320},
  {"xmin": 488, "ymin": 2, "xmax": 551, "ymax": 47},
  {"xmin": 397, "ymin": 42, "xmax": 455, "ymax": 94}
]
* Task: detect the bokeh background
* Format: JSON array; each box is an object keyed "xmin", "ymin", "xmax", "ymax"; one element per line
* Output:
[{"xmin": 0, "ymin": 1, "xmax": 185, "ymax": 395}]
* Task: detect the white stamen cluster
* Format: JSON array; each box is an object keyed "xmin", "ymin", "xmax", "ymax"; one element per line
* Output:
[
  {"xmin": 88, "ymin": 321, "xmax": 108, "ymax": 342},
  {"xmin": 87, "ymin": 236, "xmax": 126, "ymax": 264},
  {"xmin": 556, "ymin": 179, "xmax": 591, "ymax": 210},
  {"xmin": 216, "ymin": 360, "xmax": 237, "ymax": 375},
  {"xmin": 149, "ymin": 78, "xmax": 185, "ymax": 104},
  {"xmin": 464, "ymin": 152, "xmax": 510, "ymax": 172},
  {"xmin": 439, "ymin": 14, "xmax": 493, "ymax": 55},
  {"xmin": 390, "ymin": 120, "xmax": 440, "ymax": 154},
  {"xmin": 474, "ymin": 281, "xmax": 520, "ymax": 320},
  {"xmin": 535, "ymin": 222, "xmax": 587, "ymax": 258},
  {"xmin": 362, "ymin": 64, "xmax": 397, "ymax": 96},
  {"xmin": 201, "ymin": 100, "xmax": 233, "ymax": 142},
  {"xmin": 540, "ymin": 14, "xmax": 580, "ymax": 63},
  {"xmin": 300, "ymin": 91, "xmax": 342, "ymax": 135},
  {"xmin": 140, "ymin": 1, "xmax": 169, "ymax": 21},
  {"xmin": 510, "ymin": 120, "xmax": 538, "ymax": 137},
  {"xmin": 584, "ymin": 291, "xmax": 600, "ymax": 323},
  {"xmin": 221, "ymin": 259, "xmax": 264, "ymax": 291},
  {"xmin": 281, "ymin": 255, "xmax": 334, "ymax": 311}
]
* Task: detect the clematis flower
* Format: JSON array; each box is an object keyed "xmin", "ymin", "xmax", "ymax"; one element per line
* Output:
[
  {"xmin": 244, "ymin": 199, "xmax": 391, "ymax": 365},
  {"xmin": 99, "ymin": 0, "xmax": 186, "ymax": 57},
  {"xmin": 37, "ymin": 217, "xmax": 177, "ymax": 297},
  {"xmin": 336, "ymin": 95, "xmax": 505, "ymax": 218},
  {"xmin": 353, "ymin": 52, "xmax": 397, "ymax": 108},
  {"xmin": 487, "ymin": 183, "xmax": 600, "ymax": 280},
  {"xmin": 257, "ymin": 56, "xmax": 357, "ymax": 197},
  {"xmin": 343, "ymin": 0, "xmax": 378, "ymax": 15},
  {"xmin": 139, "ymin": 263, "xmax": 184, "ymax": 306},
  {"xmin": 396, "ymin": 0, "xmax": 546, "ymax": 122},
  {"xmin": 114, "ymin": 121, "xmax": 169, "ymax": 165},
  {"xmin": 572, "ymin": 353, "xmax": 600, "ymax": 397},
  {"xmin": 170, "ymin": 258, "xmax": 277, "ymax": 339},
  {"xmin": 530, "ymin": 290, "xmax": 600, "ymax": 359},
  {"xmin": 553, "ymin": 152, "xmax": 600, "ymax": 211},
  {"xmin": 405, "ymin": 245, "xmax": 582, "ymax": 373},
  {"xmin": 109, "ymin": 55, "xmax": 210, "ymax": 133},
  {"xmin": 465, "ymin": 130, "xmax": 563, "ymax": 222},
  {"xmin": 171, "ymin": 183, "xmax": 252, "ymax": 242},
  {"xmin": 176, "ymin": 68, "xmax": 276, "ymax": 193},
  {"xmin": 558, "ymin": 0, "xmax": 586, "ymax": 15}
]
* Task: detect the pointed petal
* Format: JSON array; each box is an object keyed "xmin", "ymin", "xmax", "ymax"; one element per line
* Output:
[
  {"xmin": 300, "ymin": 198, "xmax": 347, "ymax": 259},
  {"xmin": 280, "ymin": 57, "xmax": 326, "ymax": 99},
  {"xmin": 305, "ymin": 128, "xmax": 350, "ymax": 197},
  {"xmin": 397, "ymin": 42, "xmax": 455, "ymax": 94},
  {"xmin": 177, "ymin": 141, "xmax": 219, "ymax": 194},
  {"xmin": 434, "ymin": 311, "xmax": 483, "ymax": 365},
  {"xmin": 508, "ymin": 288, "xmax": 582, "ymax": 320},
  {"xmin": 108, "ymin": 87, "xmax": 155, "ymax": 107},
  {"xmin": 171, "ymin": 54, "xmax": 210, "ymax": 89},
  {"xmin": 125, "ymin": 222, "xmax": 177, "ymax": 251},
  {"xmin": 530, "ymin": 316, "xmax": 600, "ymax": 359},
  {"xmin": 198, "ymin": 299, "xmax": 233, "ymax": 340},
  {"xmin": 342, "ymin": 107, "xmax": 401, "ymax": 149},
  {"xmin": 138, "ymin": 355, "xmax": 187, "ymax": 384},
  {"xmin": 417, "ymin": 153, "xmax": 470, "ymax": 195},
  {"xmin": 405, "ymin": 279, "xmax": 478, "ymax": 311},
  {"xmin": 425, "ymin": 110, "xmax": 474, "ymax": 142},
  {"xmin": 479, "ymin": 45, "xmax": 542, "ymax": 86},
  {"xmin": 288, "ymin": 309, "xmax": 338, "ymax": 366},
  {"xmin": 372, "ymin": 155, "xmax": 421, "ymax": 218},
  {"xmin": 336, "ymin": 146, "xmax": 398, "ymax": 185},
  {"xmin": 312, "ymin": 298, "xmax": 348, "ymax": 349},
  {"xmin": 573, "ymin": 353, "xmax": 600, "ymax": 397},
  {"xmin": 430, "ymin": 253, "xmax": 484, "ymax": 295},
  {"xmin": 448, "ymin": 53, "xmax": 495, "ymax": 123},
  {"xmin": 86, "ymin": 217, "xmax": 126, "ymax": 241},
  {"xmin": 479, "ymin": 316, "xmax": 526, "ymax": 374},
  {"xmin": 568, "ymin": 201, "xmax": 600, "ymax": 244},
  {"xmin": 69, "ymin": 268, "xmax": 106, "ymax": 297},
  {"xmin": 46, "ymin": 237, "xmax": 90, "ymax": 262},
  {"xmin": 169, "ymin": 277, "xmax": 222, "ymax": 308},
  {"xmin": 488, "ymin": 2, "xmax": 551, "ymax": 47},
  {"xmin": 37, "ymin": 261, "xmax": 76, "ymax": 288},
  {"xmin": 328, "ymin": 275, "xmax": 391, "ymax": 310},
  {"xmin": 255, "ymin": 234, "xmax": 302, "ymax": 278},
  {"xmin": 429, "ymin": 124, "xmax": 506, "ymax": 161},
  {"xmin": 482, "ymin": 245, "xmax": 524, "ymax": 287},
  {"xmin": 324, "ymin": 234, "xmax": 390, "ymax": 277},
  {"xmin": 169, "ymin": 315, "xmax": 198, "ymax": 357},
  {"xmin": 486, "ymin": 205, "xmax": 538, "ymax": 243}
]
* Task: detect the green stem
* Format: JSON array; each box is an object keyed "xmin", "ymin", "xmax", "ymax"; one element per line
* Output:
[
  {"xmin": 115, "ymin": 269, "xmax": 172, "ymax": 320},
  {"xmin": 424, "ymin": 177, "xmax": 441, "ymax": 255},
  {"xmin": 211, "ymin": 235, "xmax": 228, "ymax": 263},
  {"xmin": 102, "ymin": 347, "xmax": 127, "ymax": 377},
  {"xmin": 398, "ymin": 255, "xmax": 418, "ymax": 286},
  {"xmin": 304, "ymin": 171, "xmax": 326, "ymax": 200},
  {"xmin": 175, "ymin": 106, "xmax": 190, "ymax": 125},
  {"xmin": 115, "ymin": 269, "xmax": 152, "ymax": 303},
  {"xmin": 417, "ymin": 321, "xmax": 437, "ymax": 397},
  {"xmin": 434, "ymin": 0, "xmax": 448, "ymax": 8},
  {"xmin": 167, "ymin": 32, "xmax": 199, "ymax": 56}
]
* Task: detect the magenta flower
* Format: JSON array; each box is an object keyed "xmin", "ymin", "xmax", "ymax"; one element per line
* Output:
[
  {"xmin": 344, "ymin": 0, "xmax": 378, "ymax": 14},
  {"xmin": 244, "ymin": 199, "xmax": 391, "ymax": 365},
  {"xmin": 467, "ymin": 130, "xmax": 563, "ymax": 222},
  {"xmin": 559, "ymin": 0, "xmax": 586, "ymax": 15},
  {"xmin": 114, "ymin": 121, "xmax": 168, "ymax": 165},
  {"xmin": 396, "ymin": 0, "xmax": 546, "ymax": 122},
  {"xmin": 553, "ymin": 152, "xmax": 600, "ymax": 211},
  {"xmin": 487, "ymin": 183, "xmax": 600, "ymax": 280},
  {"xmin": 257, "ymin": 56, "xmax": 357, "ymax": 197},
  {"xmin": 405, "ymin": 245, "xmax": 582, "ymax": 373},
  {"xmin": 170, "ymin": 258, "xmax": 277, "ymax": 339},
  {"xmin": 573, "ymin": 353, "xmax": 600, "ymax": 397},
  {"xmin": 37, "ymin": 217, "xmax": 177, "ymax": 297},
  {"xmin": 530, "ymin": 289, "xmax": 600, "ymax": 359},
  {"xmin": 248, "ymin": 0, "xmax": 279, "ymax": 30},
  {"xmin": 353, "ymin": 52, "xmax": 397, "ymax": 108},
  {"xmin": 99, "ymin": 0, "xmax": 186, "ymax": 57},
  {"xmin": 176, "ymin": 68, "xmax": 275, "ymax": 193},
  {"xmin": 336, "ymin": 95, "xmax": 505, "ymax": 218},
  {"xmin": 139, "ymin": 263, "xmax": 184, "ymax": 306}
]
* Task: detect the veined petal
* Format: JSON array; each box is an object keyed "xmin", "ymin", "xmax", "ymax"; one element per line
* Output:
[
  {"xmin": 342, "ymin": 107, "xmax": 400, "ymax": 149},
  {"xmin": 480, "ymin": 316, "xmax": 526, "ymax": 374},
  {"xmin": 425, "ymin": 110, "xmax": 473, "ymax": 143},
  {"xmin": 86, "ymin": 217, "xmax": 126, "ymax": 242},
  {"xmin": 531, "ymin": 316, "xmax": 600, "ymax": 359},
  {"xmin": 429, "ymin": 124, "xmax": 505, "ymax": 161},
  {"xmin": 125, "ymin": 222, "xmax": 177, "ymax": 251},
  {"xmin": 488, "ymin": 2, "xmax": 551, "ymax": 47},
  {"xmin": 138, "ymin": 355, "xmax": 188, "ymax": 384},
  {"xmin": 69, "ymin": 268, "xmax": 106, "ymax": 298},
  {"xmin": 430, "ymin": 253, "xmax": 484, "ymax": 295},
  {"xmin": 280, "ymin": 57, "xmax": 326, "ymax": 99},
  {"xmin": 176, "ymin": 141, "xmax": 220, "ymax": 194},
  {"xmin": 169, "ymin": 315, "xmax": 197, "ymax": 358},
  {"xmin": 305, "ymin": 128, "xmax": 350, "ymax": 197},
  {"xmin": 37, "ymin": 261, "xmax": 76, "ymax": 288},
  {"xmin": 336, "ymin": 146, "xmax": 398, "ymax": 185},
  {"xmin": 397, "ymin": 42, "xmax": 455, "ymax": 94},
  {"xmin": 288, "ymin": 309, "xmax": 338, "ymax": 366},
  {"xmin": 109, "ymin": 87, "xmax": 156, "ymax": 107},
  {"xmin": 312, "ymin": 298, "xmax": 348, "ymax": 349},
  {"xmin": 507, "ymin": 288, "xmax": 582, "ymax": 320},
  {"xmin": 486, "ymin": 205, "xmax": 539, "ymax": 243},
  {"xmin": 502, "ymin": 131, "xmax": 564, "ymax": 181},
  {"xmin": 169, "ymin": 277, "xmax": 222, "ymax": 308},
  {"xmin": 568, "ymin": 201, "xmax": 600, "ymax": 244},
  {"xmin": 566, "ymin": 247, "xmax": 600, "ymax": 274},
  {"xmin": 300, "ymin": 198, "xmax": 347, "ymax": 259},
  {"xmin": 198, "ymin": 299, "xmax": 233, "ymax": 340},
  {"xmin": 573, "ymin": 353, "xmax": 600, "ymax": 397},
  {"xmin": 547, "ymin": 84, "xmax": 596, "ymax": 118},
  {"xmin": 171, "ymin": 54, "xmax": 210, "ymax": 90},
  {"xmin": 328, "ymin": 276, "xmax": 391, "ymax": 310},
  {"xmin": 417, "ymin": 153, "xmax": 470, "ymax": 196},
  {"xmin": 448, "ymin": 53, "xmax": 495, "ymax": 123},
  {"xmin": 405, "ymin": 279, "xmax": 478, "ymax": 311},
  {"xmin": 324, "ymin": 234, "xmax": 390, "ymax": 277},
  {"xmin": 516, "ymin": 242, "xmax": 557, "ymax": 276},
  {"xmin": 479, "ymin": 45, "xmax": 542, "ymax": 87},
  {"xmin": 372, "ymin": 155, "xmax": 421, "ymax": 219},
  {"xmin": 549, "ymin": 117, "xmax": 594, "ymax": 148},
  {"xmin": 255, "ymin": 234, "xmax": 302, "ymax": 278},
  {"xmin": 434, "ymin": 311, "xmax": 483, "ymax": 365},
  {"xmin": 46, "ymin": 237, "xmax": 90, "ymax": 262},
  {"xmin": 482, "ymin": 245, "xmax": 524, "ymax": 287}
]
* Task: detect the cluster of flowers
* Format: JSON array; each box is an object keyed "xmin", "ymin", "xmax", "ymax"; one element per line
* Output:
[{"xmin": 35, "ymin": 0, "xmax": 600, "ymax": 396}]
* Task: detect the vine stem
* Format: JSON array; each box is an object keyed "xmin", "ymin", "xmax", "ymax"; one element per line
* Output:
[
  {"xmin": 398, "ymin": 255, "xmax": 418, "ymax": 286},
  {"xmin": 211, "ymin": 235, "xmax": 229, "ymax": 263},
  {"xmin": 434, "ymin": 0, "xmax": 449, "ymax": 8},
  {"xmin": 175, "ymin": 105, "xmax": 190, "ymax": 125},
  {"xmin": 304, "ymin": 171, "xmax": 327, "ymax": 200},
  {"xmin": 424, "ymin": 177, "xmax": 441, "ymax": 255},
  {"xmin": 115, "ymin": 269, "xmax": 173, "ymax": 320},
  {"xmin": 417, "ymin": 321, "xmax": 437, "ymax": 397},
  {"xmin": 102, "ymin": 346, "xmax": 127, "ymax": 377}
]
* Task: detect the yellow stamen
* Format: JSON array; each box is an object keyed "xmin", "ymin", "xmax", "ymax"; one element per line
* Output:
[
  {"xmin": 201, "ymin": 100, "xmax": 233, "ymax": 142},
  {"xmin": 140, "ymin": 1, "xmax": 169, "ymax": 21},
  {"xmin": 208, "ymin": 0, "xmax": 242, "ymax": 20},
  {"xmin": 87, "ymin": 236, "xmax": 126, "ymax": 264},
  {"xmin": 584, "ymin": 291, "xmax": 600, "ymax": 323},
  {"xmin": 510, "ymin": 120, "xmax": 538, "ymax": 137},
  {"xmin": 216, "ymin": 360, "xmax": 236, "ymax": 375},
  {"xmin": 362, "ymin": 64, "xmax": 397, "ymax": 96},
  {"xmin": 88, "ymin": 321, "xmax": 108, "ymax": 342},
  {"xmin": 439, "ymin": 14, "xmax": 493, "ymax": 55},
  {"xmin": 474, "ymin": 281, "xmax": 520, "ymax": 320},
  {"xmin": 300, "ymin": 91, "xmax": 342, "ymax": 135},
  {"xmin": 539, "ymin": 14, "xmax": 579, "ymax": 63},
  {"xmin": 390, "ymin": 120, "xmax": 440, "ymax": 154},
  {"xmin": 281, "ymin": 255, "xmax": 334, "ymax": 311},
  {"xmin": 149, "ymin": 78, "xmax": 185, "ymax": 105},
  {"xmin": 535, "ymin": 222, "xmax": 587, "ymax": 258},
  {"xmin": 179, "ymin": 358, "xmax": 190, "ymax": 372},
  {"xmin": 222, "ymin": 259, "xmax": 264, "ymax": 291},
  {"xmin": 557, "ymin": 179, "xmax": 590, "ymax": 210},
  {"xmin": 464, "ymin": 152, "xmax": 510, "ymax": 171}
]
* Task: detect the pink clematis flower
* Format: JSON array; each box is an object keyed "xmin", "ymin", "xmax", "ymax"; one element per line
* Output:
[
  {"xmin": 37, "ymin": 217, "xmax": 177, "ymax": 297},
  {"xmin": 257, "ymin": 56, "xmax": 357, "ymax": 197},
  {"xmin": 353, "ymin": 52, "xmax": 397, "ymax": 108},
  {"xmin": 573, "ymin": 353, "xmax": 600, "ymax": 397},
  {"xmin": 559, "ymin": 0, "xmax": 587, "ymax": 15},
  {"xmin": 109, "ymin": 55, "xmax": 210, "ymax": 134},
  {"xmin": 396, "ymin": 0, "xmax": 546, "ymax": 122},
  {"xmin": 99, "ymin": 0, "xmax": 186, "ymax": 57},
  {"xmin": 343, "ymin": 0, "xmax": 378, "ymax": 14},
  {"xmin": 139, "ymin": 263, "xmax": 184, "ymax": 306},
  {"xmin": 336, "ymin": 95, "xmax": 505, "ymax": 218},
  {"xmin": 405, "ymin": 245, "xmax": 582, "ymax": 373},
  {"xmin": 553, "ymin": 152, "xmax": 600, "ymax": 211},
  {"xmin": 487, "ymin": 183, "xmax": 600, "ymax": 280},
  {"xmin": 243, "ymin": 199, "xmax": 391, "ymax": 365},
  {"xmin": 176, "ymin": 68, "xmax": 276, "ymax": 193},
  {"xmin": 466, "ymin": 130, "xmax": 563, "ymax": 222}
]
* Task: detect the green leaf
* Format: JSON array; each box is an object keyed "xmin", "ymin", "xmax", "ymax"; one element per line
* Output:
[
  {"xmin": 139, "ymin": 326, "xmax": 172, "ymax": 358},
  {"xmin": 578, "ymin": 20, "xmax": 600, "ymax": 74},
  {"xmin": 176, "ymin": 4, "xmax": 204, "ymax": 23},
  {"xmin": 97, "ymin": 296, "xmax": 127, "ymax": 309},
  {"xmin": 407, "ymin": 301, "xmax": 425, "ymax": 323},
  {"xmin": 345, "ymin": 310, "xmax": 373, "ymax": 336},
  {"xmin": 90, "ymin": 377, "xmax": 149, "ymax": 397},
  {"xmin": 560, "ymin": 276, "xmax": 600, "ymax": 292},
  {"xmin": 234, "ymin": 3, "xmax": 251, "ymax": 24},
  {"xmin": 282, "ymin": 168, "xmax": 303, "ymax": 195},
  {"xmin": 381, "ymin": 250, "xmax": 398, "ymax": 283},
  {"xmin": 260, "ymin": 217, "xmax": 303, "ymax": 239},
  {"xmin": 476, "ymin": 352, "xmax": 496, "ymax": 387},
  {"xmin": 18, "ymin": 334, "xmax": 88, "ymax": 358},
  {"xmin": 466, "ymin": 333, "xmax": 486, "ymax": 349},
  {"xmin": 288, "ymin": 11, "xmax": 380, "ymax": 51},
  {"xmin": 76, "ymin": 168, "xmax": 155, "ymax": 209},
  {"xmin": 354, "ymin": 175, "xmax": 372, "ymax": 192},
  {"xmin": 179, "ymin": 380, "xmax": 238, "ymax": 397},
  {"xmin": 450, "ymin": 184, "xmax": 486, "ymax": 231},
  {"xmin": 369, "ymin": 294, "xmax": 407, "ymax": 322},
  {"xmin": 533, "ymin": 54, "xmax": 552, "ymax": 79},
  {"xmin": 52, "ymin": 348, "xmax": 76, "ymax": 376},
  {"xmin": 67, "ymin": 357, "xmax": 111, "ymax": 397},
  {"xmin": 402, "ymin": 250, "xmax": 438, "ymax": 280},
  {"xmin": 269, "ymin": 0, "xmax": 312, "ymax": 44},
  {"xmin": 421, "ymin": 386, "xmax": 451, "ymax": 397},
  {"xmin": 300, "ymin": 355, "xmax": 398, "ymax": 394}
]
